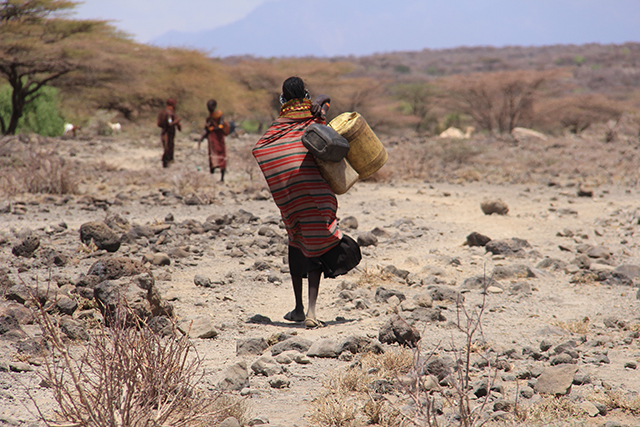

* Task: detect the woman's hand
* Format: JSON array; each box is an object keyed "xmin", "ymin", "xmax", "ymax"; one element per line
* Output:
[{"xmin": 311, "ymin": 94, "xmax": 330, "ymax": 118}]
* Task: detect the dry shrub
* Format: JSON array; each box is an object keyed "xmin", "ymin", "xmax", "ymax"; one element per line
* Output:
[
  {"xmin": 355, "ymin": 265, "xmax": 395, "ymax": 289},
  {"xmin": 440, "ymin": 140, "xmax": 484, "ymax": 164},
  {"xmin": 518, "ymin": 396, "xmax": 583, "ymax": 424},
  {"xmin": 3, "ymin": 148, "xmax": 80, "ymax": 195},
  {"xmin": 536, "ymin": 94, "xmax": 624, "ymax": 135},
  {"xmin": 309, "ymin": 393, "xmax": 359, "ymax": 427},
  {"xmin": 33, "ymin": 302, "xmax": 246, "ymax": 427},
  {"xmin": 310, "ymin": 349, "xmax": 414, "ymax": 427},
  {"xmin": 171, "ymin": 167, "xmax": 211, "ymax": 197},
  {"xmin": 551, "ymin": 317, "xmax": 591, "ymax": 335},
  {"xmin": 360, "ymin": 347, "xmax": 415, "ymax": 378},
  {"xmin": 591, "ymin": 389, "xmax": 640, "ymax": 415}
]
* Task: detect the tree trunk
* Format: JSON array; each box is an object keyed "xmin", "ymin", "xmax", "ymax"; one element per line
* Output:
[{"xmin": 5, "ymin": 78, "xmax": 24, "ymax": 135}]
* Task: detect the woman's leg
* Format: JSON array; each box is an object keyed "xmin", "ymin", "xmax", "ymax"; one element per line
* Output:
[
  {"xmin": 306, "ymin": 268, "xmax": 322, "ymax": 320},
  {"xmin": 284, "ymin": 275, "xmax": 306, "ymax": 322}
]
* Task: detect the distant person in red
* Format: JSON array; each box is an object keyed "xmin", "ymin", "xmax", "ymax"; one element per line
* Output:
[
  {"xmin": 200, "ymin": 99, "xmax": 231, "ymax": 181},
  {"xmin": 157, "ymin": 98, "xmax": 181, "ymax": 168}
]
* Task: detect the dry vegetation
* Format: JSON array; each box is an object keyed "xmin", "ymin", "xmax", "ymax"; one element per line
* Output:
[
  {"xmin": 39, "ymin": 40, "xmax": 640, "ymax": 139},
  {"xmin": 32, "ymin": 298, "xmax": 248, "ymax": 427}
]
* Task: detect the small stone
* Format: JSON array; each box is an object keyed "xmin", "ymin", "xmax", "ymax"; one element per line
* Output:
[
  {"xmin": 520, "ymin": 386, "xmax": 534, "ymax": 399},
  {"xmin": 218, "ymin": 417, "xmax": 241, "ymax": 427},
  {"xmin": 357, "ymin": 232, "xmax": 378, "ymax": 247},
  {"xmin": 294, "ymin": 354, "xmax": 312, "ymax": 364},
  {"xmin": 9, "ymin": 362, "xmax": 33, "ymax": 372},
  {"xmin": 268, "ymin": 374, "xmax": 290, "ymax": 388},
  {"xmin": 194, "ymin": 274, "xmax": 212, "ymax": 287},
  {"xmin": 152, "ymin": 253, "xmax": 171, "ymax": 266},
  {"xmin": 237, "ymin": 338, "xmax": 269, "ymax": 356},
  {"xmin": 481, "ymin": 199, "xmax": 509, "ymax": 215},
  {"xmin": 579, "ymin": 401, "xmax": 600, "ymax": 417}
]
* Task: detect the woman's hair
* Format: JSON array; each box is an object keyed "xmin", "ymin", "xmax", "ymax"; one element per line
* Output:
[
  {"xmin": 281, "ymin": 76, "xmax": 308, "ymax": 103},
  {"xmin": 166, "ymin": 98, "xmax": 177, "ymax": 107},
  {"xmin": 207, "ymin": 99, "xmax": 217, "ymax": 113}
]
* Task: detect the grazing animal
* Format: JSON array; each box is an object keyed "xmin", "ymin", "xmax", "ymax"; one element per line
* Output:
[
  {"xmin": 439, "ymin": 126, "xmax": 475, "ymax": 139},
  {"xmin": 107, "ymin": 122, "xmax": 122, "ymax": 133},
  {"xmin": 63, "ymin": 123, "xmax": 78, "ymax": 137}
]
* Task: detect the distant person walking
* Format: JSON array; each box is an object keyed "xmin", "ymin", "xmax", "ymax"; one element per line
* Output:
[
  {"xmin": 157, "ymin": 98, "xmax": 181, "ymax": 168},
  {"xmin": 252, "ymin": 76, "xmax": 361, "ymax": 328},
  {"xmin": 200, "ymin": 99, "xmax": 231, "ymax": 182}
]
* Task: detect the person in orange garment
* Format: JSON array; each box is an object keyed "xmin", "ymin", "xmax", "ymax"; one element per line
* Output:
[
  {"xmin": 200, "ymin": 99, "xmax": 231, "ymax": 181},
  {"xmin": 157, "ymin": 98, "xmax": 181, "ymax": 168}
]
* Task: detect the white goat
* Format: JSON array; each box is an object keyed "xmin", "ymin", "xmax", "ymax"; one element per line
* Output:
[
  {"xmin": 63, "ymin": 123, "xmax": 78, "ymax": 137},
  {"xmin": 107, "ymin": 122, "xmax": 122, "ymax": 133}
]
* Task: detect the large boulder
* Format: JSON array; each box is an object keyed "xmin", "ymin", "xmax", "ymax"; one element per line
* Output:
[{"xmin": 80, "ymin": 221, "xmax": 121, "ymax": 252}]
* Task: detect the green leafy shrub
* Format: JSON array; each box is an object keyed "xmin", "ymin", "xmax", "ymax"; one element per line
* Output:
[{"xmin": 0, "ymin": 85, "xmax": 65, "ymax": 136}]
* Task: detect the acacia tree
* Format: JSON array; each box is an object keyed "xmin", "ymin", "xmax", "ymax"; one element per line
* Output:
[
  {"xmin": 0, "ymin": 0, "xmax": 106, "ymax": 134},
  {"xmin": 445, "ymin": 70, "xmax": 557, "ymax": 134},
  {"xmin": 393, "ymin": 82, "xmax": 436, "ymax": 132}
]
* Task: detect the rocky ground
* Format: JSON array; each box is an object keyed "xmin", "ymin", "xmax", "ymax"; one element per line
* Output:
[{"xmin": 1, "ymin": 128, "xmax": 640, "ymax": 427}]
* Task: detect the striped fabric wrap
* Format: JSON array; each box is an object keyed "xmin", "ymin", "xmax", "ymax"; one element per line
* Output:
[{"xmin": 253, "ymin": 101, "xmax": 342, "ymax": 258}]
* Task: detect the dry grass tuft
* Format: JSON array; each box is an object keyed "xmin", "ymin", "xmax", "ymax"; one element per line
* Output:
[
  {"xmin": 0, "ymin": 148, "xmax": 80, "ymax": 196},
  {"xmin": 518, "ymin": 396, "xmax": 583, "ymax": 424},
  {"xmin": 356, "ymin": 266, "xmax": 395, "ymax": 289},
  {"xmin": 309, "ymin": 393, "xmax": 359, "ymax": 427},
  {"xmin": 551, "ymin": 316, "xmax": 592, "ymax": 335},
  {"xmin": 591, "ymin": 389, "xmax": 640, "ymax": 415},
  {"xmin": 310, "ymin": 348, "xmax": 415, "ymax": 426},
  {"xmin": 360, "ymin": 347, "xmax": 415, "ymax": 378}
]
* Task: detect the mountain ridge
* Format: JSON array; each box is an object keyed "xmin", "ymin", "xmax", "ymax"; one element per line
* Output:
[{"xmin": 150, "ymin": 0, "xmax": 640, "ymax": 58}]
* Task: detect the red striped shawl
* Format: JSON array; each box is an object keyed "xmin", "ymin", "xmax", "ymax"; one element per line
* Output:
[{"xmin": 253, "ymin": 110, "xmax": 342, "ymax": 258}]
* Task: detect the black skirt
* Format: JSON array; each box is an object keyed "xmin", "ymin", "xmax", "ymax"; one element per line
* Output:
[{"xmin": 288, "ymin": 235, "xmax": 362, "ymax": 279}]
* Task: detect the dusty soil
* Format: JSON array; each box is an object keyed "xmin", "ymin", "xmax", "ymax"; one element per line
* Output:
[{"xmin": 1, "ymin": 128, "xmax": 640, "ymax": 427}]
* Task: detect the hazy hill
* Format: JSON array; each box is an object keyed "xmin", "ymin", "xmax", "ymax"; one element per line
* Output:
[{"xmin": 151, "ymin": 0, "xmax": 640, "ymax": 58}]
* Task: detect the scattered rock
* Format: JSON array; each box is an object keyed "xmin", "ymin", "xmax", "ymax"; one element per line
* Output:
[
  {"xmin": 80, "ymin": 221, "xmax": 121, "ymax": 252},
  {"xmin": 374, "ymin": 287, "xmax": 406, "ymax": 303},
  {"xmin": 378, "ymin": 315, "xmax": 421, "ymax": 346},
  {"xmin": 251, "ymin": 355, "xmax": 283, "ymax": 376},
  {"xmin": 179, "ymin": 316, "xmax": 218, "ymax": 339},
  {"xmin": 341, "ymin": 216, "xmax": 358, "ymax": 229},
  {"xmin": 246, "ymin": 314, "xmax": 272, "ymax": 325},
  {"xmin": 237, "ymin": 338, "xmax": 269, "ymax": 356},
  {"xmin": 485, "ymin": 238, "xmax": 531, "ymax": 257},
  {"xmin": 465, "ymin": 231, "xmax": 491, "ymax": 247},
  {"xmin": 307, "ymin": 339, "xmax": 341, "ymax": 358},
  {"xmin": 0, "ymin": 315, "xmax": 27, "ymax": 340},
  {"xmin": 271, "ymin": 337, "xmax": 313, "ymax": 356},
  {"xmin": 218, "ymin": 417, "xmax": 241, "ymax": 427},
  {"xmin": 534, "ymin": 364, "xmax": 578, "ymax": 396},
  {"xmin": 481, "ymin": 199, "xmax": 509, "ymax": 215},
  {"xmin": 357, "ymin": 232, "xmax": 378, "ymax": 247},
  {"xmin": 194, "ymin": 274, "xmax": 212, "ymax": 287},
  {"xmin": 88, "ymin": 257, "xmax": 150, "ymax": 281},
  {"xmin": 12, "ymin": 235, "xmax": 40, "ymax": 258},
  {"xmin": 218, "ymin": 361, "xmax": 249, "ymax": 391},
  {"xmin": 268, "ymin": 374, "xmax": 290, "ymax": 389},
  {"xmin": 59, "ymin": 317, "xmax": 90, "ymax": 341}
]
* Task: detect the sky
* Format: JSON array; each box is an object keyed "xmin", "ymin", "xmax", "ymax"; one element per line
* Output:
[
  {"xmin": 72, "ymin": 0, "xmax": 640, "ymax": 57},
  {"xmin": 73, "ymin": 0, "xmax": 271, "ymax": 43}
]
